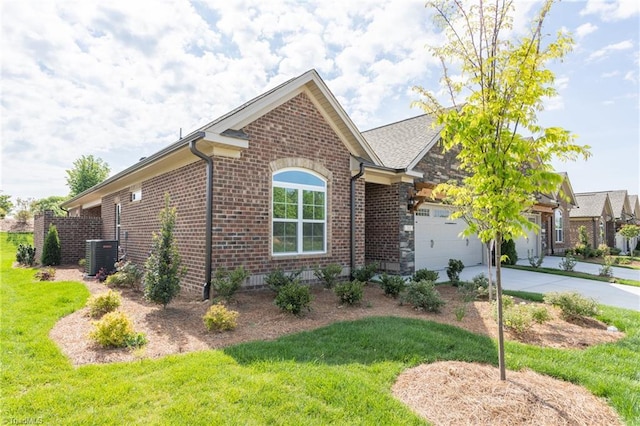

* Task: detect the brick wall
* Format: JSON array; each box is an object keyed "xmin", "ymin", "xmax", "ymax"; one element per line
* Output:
[
  {"xmin": 98, "ymin": 92, "xmax": 364, "ymax": 295},
  {"xmin": 33, "ymin": 211, "xmax": 103, "ymax": 265},
  {"xmin": 365, "ymin": 182, "xmax": 400, "ymax": 270},
  {"xmin": 569, "ymin": 218, "xmax": 603, "ymax": 249}
]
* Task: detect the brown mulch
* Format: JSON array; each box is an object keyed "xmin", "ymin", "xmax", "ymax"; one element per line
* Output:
[
  {"xmin": 393, "ymin": 361, "xmax": 623, "ymax": 425},
  {"xmin": 48, "ymin": 266, "xmax": 625, "ymax": 425}
]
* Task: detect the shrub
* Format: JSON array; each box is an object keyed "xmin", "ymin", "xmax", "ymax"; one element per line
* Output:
[
  {"xmin": 34, "ymin": 267, "xmax": 55, "ymax": 281},
  {"xmin": 402, "ymin": 280, "xmax": 445, "ymax": 312},
  {"xmin": 143, "ymin": 194, "xmax": 186, "ymax": 308},
  {"xmin": 274, "ymin": 282, "xmax": 312, "ymax": 315},
  {"xmin": 313, "ymin": 263, "xmax": 343, "ymax": 289},
  {"xmin": 41, "ymin": 224, "xmax": 61, "ymax": 266},
  {"xmin": 413, "ymin": 268, "xmax": 439, "ymax": 282},
  {"xmin": 203, "ymin": 303, "xmax": 239, "ymax": 332},
  {"xmin": 78, "ymin": 258, "xmax": 87, "ymax": 271},
  {"xmin": 500, "ymin": 239, "xmax": 518, "ymax": 265},
  {"xmin": 527, "ymin": 250, "xmax": 544, "ymax": 268},
  {"xmin": 89, "ymin": 311, "xmax": 146, "ymax": 348},
  {"xmin": 599, "ymin": 255, "xmax": 614, "ymax": 277},
  {"xmin": 597, "ymin": 244, "xmax": 610, "ymax": 256},
  {"xmin": 212, "ymin": 266, "xmax": 249, "ymax": 301},
  {"xmin": 558, "ymin": 254, "xmax": 577, "ymax": 272},
  {"xmin": 493, "ymin": 301, "xmax": 549, "ymax": 335},
  {"xmin": 334, "ymin": 280, "xmax": 364, "ymax": 305},
  {"xmin": 544, "ymin": 291, "xmax": 599, "ymax": 321},
  {"xmin": 265, "ymin": 269, "xmax": 302, "ymax": 293},
  {"xmin": 446, "ymin": 259, "xmax": 464, "ymax": 285},
  {"xmin": 501, "ymin": 295, "xmax": 515, "ymax": 309},
  {"xmin": 609, "ymin": 247, "xmax": 621, "ymax": 256},
  {"xmin": 87, "ymin": 290, "xmax": 122, "ymax": 318},
  {"xmin": 16, "ymin": 244, "xmax": 36, "ymax": 266},
  {"xmin": 615, "ymin": 256, "xmax": 631, "ymax": 265},
  {"xmin": 531, "ymin": 305, "xmax": 550, "ymax": 324},
  {"xmin": 379, "ymin": 273, "xmax": 406, "ymax": 298},
  {"xmin": 96, "ymin": 267, "xmax": 109, "ymax": 282},
  {"xmin": 352, "ymin": 263, "xmax": 378, "ymax": 283},
  {"xmin": 458, "ymin": 274, "xmax": 489, "ymax": 302},
  {"xmin": 454, "ymin": 304, "xmax": 466, "ymax": 321},
  {"xmin": 107, "ymin": 260, "xmax": 144, "ymax": 288}
]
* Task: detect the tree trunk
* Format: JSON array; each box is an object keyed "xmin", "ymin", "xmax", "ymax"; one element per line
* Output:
[
  {"xmin": 486, "ymin": 241, "xmax": 494, "ymax": 301},
  {"xmin": 496, "ymin": 233, "xmax": 506, "ymax": 380}
]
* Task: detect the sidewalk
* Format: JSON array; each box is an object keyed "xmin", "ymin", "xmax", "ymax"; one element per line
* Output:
[{"xmin": 517, "ymin": 256, "xmax": 640, "ymax": 281}]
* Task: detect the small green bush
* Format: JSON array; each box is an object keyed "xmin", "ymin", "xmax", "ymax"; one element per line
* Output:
[
  {"xmin": 41, "ymin": 224, "xmax": 61, "ymax": 266},
  {"xmin": 334, "ymin": 280, "xmax": 364, "ymax": 305},
  {"xmin": 501, "ymin": 295, "xmax": 515, "ymax": 309},
  {"xmin": 528, "ymin": 251, "xmax": 544, "ymax": 268},
  {"xmin": 16, "ymin": 244, "xmax": 36, "ymax": 266},
  {"xmin": 597, "ymin": 244, "xmax": 610, "ymax": 256},
  {"xmin": 203, "ymin": 303, "xmax": 239, "ymax": 332},
  {"xmin": 493, "ymin": 301, "xmax": 549, "ymax": 335},
  {"xmin": 213, "ymin": 266, "xmax": 249, "ymax": 301},
  {"xmin": 313, "ymin": 263, "xmax": 343, "ymax": 289},
  {"xmin": 531, "ymin": 305, "xmax": 550, "ymax": 324},
  {"xmin": 89, "ymin": 311, "xmax": 146, "ymax": 348},
  {"xmin": 265, "ymin": 269, "xmax": 302, "ymax": 293},
  {"xmin": 454, "ymin": 304, "xmax": 466, "ymax": 321},
  {"xmin": 615, "ymin": 256, "xmax": 631, "ymax": 265},
  {"xmin": 107, "ymin": 261, "xmax": 144, "ymax": 288},
  {"xmin": 558, "ymin": 254, "xmax": 577, "ymax": 272},
  {"xmin": 500, "ymin": 239, "xmax": 518, "ymax": 265},
  {"xmin": 402, "ymin": 280, "xmax": 444, "ymax": 313},
  {"xmin": 34, "ymin": 267, "xmax": 56, "ymax": 281},
  {"xmin": 87, "ymin": 290, "xmax": 122, "ymax": 318},
  {"xmin": 609, "ymin": 247, "xmax": 621, "ymax": 256},
  {"xmin": 274, "ymin": 282, "xmax": 312, "ymax": 315},
  {"xmin": 78, "ymin": 258, "xmax": 87, "ymax": 270},
  {"xmin": 352, "ymin": 263, "xmax": 378, "ymax": 283},
  {"xmin": 544, "ymin": 291, "xmax": 599, "ymax": 320},
  {"xmin": 379, "ymin": 273, "xmax": 406, "ymax": 298},
  {"xmin": 599, "ymin": 256, "xmax": 614, "ymax": 277},
  {"xmin": 446, "ymin": 259, "xmax": 464, "ymax": 285},
  {"xmin": 413, "ymin": 268, "xmax": 439, "ymax": 282}
]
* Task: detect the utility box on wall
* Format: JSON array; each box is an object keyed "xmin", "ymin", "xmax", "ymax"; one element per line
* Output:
[{"xmin": 85, "ymin": 240, "xmax": 118, "ymax": 275}]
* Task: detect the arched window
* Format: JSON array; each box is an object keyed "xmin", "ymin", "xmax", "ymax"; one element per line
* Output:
[
  {"xmin": 272, "ymin": 169, "xmax": 326, "ymax": 255},
  {"xmin": 554, "ymin": 209, "xmax": 563, "ymax": 243}
]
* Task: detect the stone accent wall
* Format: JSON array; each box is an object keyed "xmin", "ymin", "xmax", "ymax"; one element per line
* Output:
[
  {"xmin": 34, "ymin": 210, "xmax": 103, "ymax": 265},
  {"xmin": 97, "ymin": 92, "xmax": 364, "ymax": 295},
  {"xmin": 413, "ymin": 141, "xmax": 466, "ymax": 185}
]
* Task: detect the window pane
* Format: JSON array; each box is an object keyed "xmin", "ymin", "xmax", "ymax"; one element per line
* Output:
[
  {"xmin": 274, "ymin": 170, "xmax": 325, "ymax": 187},
  {"xmin": 303, "ymin": 190, "xmax": 325, "ymax": 220},
  {"xmin": 273, "ymin": 222, "xmax": 298, "ymax": 253},
  {"xmin": 303, "ymin": 223, "xmax": 324, "ymax": 252}
]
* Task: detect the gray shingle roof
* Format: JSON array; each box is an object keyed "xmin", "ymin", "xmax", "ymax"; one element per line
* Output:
[
  {"xmin": 571, "ymin": 192, "xmax": 610, "ymax": 218},
  {"xmin": 362, "ymin": 114, "xmax": 440, "ymax": 169}
]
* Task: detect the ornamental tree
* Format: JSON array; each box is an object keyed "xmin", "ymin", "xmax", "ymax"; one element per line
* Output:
[
  {"xmin": 414, "ymin": 0, "xmax": 590, "ymax": 380},
  {"xmin": 618, "ymin": 224, "xmax": 640, "ymax": 254},
  {"xmin": 143, "ymin": 194, "xmax": 186, "ymax": 308}
]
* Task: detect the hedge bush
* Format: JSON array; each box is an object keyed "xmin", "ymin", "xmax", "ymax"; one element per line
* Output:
[
  {"xmin": 334, "ymin": 280, "xmax": 364, "ymax": 305},
  {"xmin": 89, "ymin": 311, "xmax": 146, "ymax": 348},
  {"xmin": 379, "ymin": 273, "xmax": 406, "ymax": 298},
  {"xmin": 402, "ymin": 280, "xmax": 444, "ymax": 312},
  {"xmin": 274, "ymin": 282, "xmax": 312, "ymax": 315},
  {"xmin": 203, "ymin": 303, "xmax": 239, "ymax": 332},
  {"xmin": 87, "ymin": 290, "xmax": 122, "ymax": 318}
]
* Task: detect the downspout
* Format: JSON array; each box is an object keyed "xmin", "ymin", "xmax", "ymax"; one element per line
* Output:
[
  {"xmin": 350, "ymin": 162, "xmax": 365, "ymax": 279},
  {"xmin": 189, "ymin": 133, "xmax": 213, "ymax": 300}
]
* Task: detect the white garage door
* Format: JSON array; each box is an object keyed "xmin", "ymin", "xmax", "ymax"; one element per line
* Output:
[
  {"xmin": 514, "ymin": 215, "xmax": 539, "ymax": 259},
  {"xmin": 414, "ymin": 204, "xmax": 483, "ymax": 271}
]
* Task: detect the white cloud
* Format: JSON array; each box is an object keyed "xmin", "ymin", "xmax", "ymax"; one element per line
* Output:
[
  {"xmin": 602, "ymin": 70, "xmax": 620, "ymax": 77},
  {"xmin": 575, "ymin": 22, "xmax": 598, "ymax": 38},
  {"xmin": 624, "ymin": 70, "xmax": 637, "ymax": 84},
  {"xmin": 588, "ymin": 39, "xmax": 634, "ymax": 60},
  {"xmin": 580, "ymin": 0, "xmax": 640, "ymax": 22}
]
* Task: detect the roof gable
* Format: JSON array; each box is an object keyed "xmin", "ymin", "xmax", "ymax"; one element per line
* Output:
[
  {"xmin": 362, "ymin": 114, "xmax": 440, "ymax": 170},
  {"xmin": 571, "ymin": 192, "xmax": 613, "ymax": 219}
]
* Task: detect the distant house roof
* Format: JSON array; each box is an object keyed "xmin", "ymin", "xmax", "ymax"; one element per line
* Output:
[
  {"xmin": 575, "ymin": 190, "xmax": 630, "ymax": 220},
  {"xmin": 362, "ymin": 114, "xmax": 441, "ymax": 169},
  {"xmin": 571, "ymin": 192, "xmax": 612, "ymax": 219}
]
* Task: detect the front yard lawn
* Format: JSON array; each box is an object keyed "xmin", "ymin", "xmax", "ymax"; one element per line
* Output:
[{"xmin": 2, "ymin": 234, "xmax": 639, "ymax": 424}]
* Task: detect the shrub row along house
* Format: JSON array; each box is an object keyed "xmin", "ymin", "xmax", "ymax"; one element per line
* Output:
[{"xmin": 38, "ymin": 70, "xmax": 637, "ymax": 296}]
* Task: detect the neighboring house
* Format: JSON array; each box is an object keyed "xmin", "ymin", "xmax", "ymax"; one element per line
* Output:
[
  {"xmin": 569, "ymin": 192, "xmax": 614, "ymax": 249},
  {"xmin": 59, "ymin": 70, "xmax": 397, "ymax": 295},
  {"xmin": 535, "ymin": 173, "xmax": 577, "ymax": 257}
]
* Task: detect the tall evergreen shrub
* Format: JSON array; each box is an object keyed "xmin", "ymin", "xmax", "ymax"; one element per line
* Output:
[
  {"xmin": 143, "ymin": 194, "xmax": 186, "ymax": 308},
  {"xmin": 41, "ymin": 224, "xmax": 61, "ymax": 266}
]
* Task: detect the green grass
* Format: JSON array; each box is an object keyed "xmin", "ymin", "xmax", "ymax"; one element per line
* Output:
[
  {"xmin": 2, "ymin": 233, "xmax": 640, "ymax": 424},
  {"xmin": 505, "ymin": 264, "xmax": 640, "ymax": 288}
]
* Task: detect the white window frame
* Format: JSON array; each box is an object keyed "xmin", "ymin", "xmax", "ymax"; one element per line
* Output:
[
  {"xmin": 115, "ymin": 203, "xmax": 122, "ymax": 241},
  {"xmin": 554, "ymin": 209, "xmax": 563, "ymax": 243},
  {"xmin": 272, "ymin": 168, "xmax": 327, "ymax": 256}
]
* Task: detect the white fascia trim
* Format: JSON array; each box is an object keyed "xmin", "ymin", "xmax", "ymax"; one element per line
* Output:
[
  {"xmin": 82, "ymin": 199, "xmax": 102, "ymax": 209},
  {"xmin": 203, "ymin": 131, "xmax": 250, "ymax": 150}
]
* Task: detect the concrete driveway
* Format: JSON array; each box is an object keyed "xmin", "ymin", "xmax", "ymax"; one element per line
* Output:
[{"xmin": 458, "ymin": 263, "xmax": 640, "ymax": 312}]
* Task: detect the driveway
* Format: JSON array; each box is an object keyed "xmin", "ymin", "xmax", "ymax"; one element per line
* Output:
[{"xmin": 458, "ymin": 263, "xmax": 640, "ymax": 312}]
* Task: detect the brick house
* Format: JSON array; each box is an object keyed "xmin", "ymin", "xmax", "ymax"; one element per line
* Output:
[
  {"xmin": 60, "ymin": 70, "xmax": 418, "ymax": 296},
  {"xmin": 569, "ymin": 192, "xmax": 614, "ymax": 249}
]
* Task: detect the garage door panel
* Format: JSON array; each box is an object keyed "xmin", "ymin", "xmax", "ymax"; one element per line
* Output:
[{"xmin": 414, "ymin": 204, "xmax": 483, "ymax": 270}]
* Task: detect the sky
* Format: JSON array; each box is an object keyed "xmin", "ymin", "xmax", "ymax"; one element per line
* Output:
[{"xmin": 1, "ymin": 0, "xmax": 639, "ymax": 203}]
